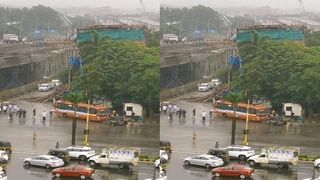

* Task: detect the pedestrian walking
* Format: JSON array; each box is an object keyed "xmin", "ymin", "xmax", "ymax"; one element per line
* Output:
[
  {"xmin": 3, "ymin": 104, "xmax": 7, "ymax": 114},
  {"xmin": 192, "ymin": 108, "xmax": 196, "ymax": 117},
  {"xmin": 55, "ymin": 141, "xmax": 59, "ymax": 149},
  {"xmin": 49, "ymin": 110, "xmax": 53, "ymax": 120},
  {"xmin": 182, "ymin": 109, "xmax": 186, "ymax": 118},
  {"xmin": 202, "ymin": 111, "xmax": 207, "ymax": 121},
  {"xmin": 22, "ymin": 109, "xmax": 26, "ymax": 118},
  {"xmin": 32, "ymin": 132, "xmax": 37, "ymax": 143},
  {"xmin": 214, "ymin": 141, "xmax": 219, "ymax": 149},
  {"xmin": 18, "ymin": 108, "xmax": 22, "ymax": 119},
  {"xmin": 42, "ymin": 110, "xmax": 47, "ymax": 121},
  {"xmin": 168, "ymin": 111, "xmax": 173, "ymax": 120},
  {"xmin": 192, "ymin": 132, "xmax": 196, "ymax": 142},
  {"xmin": 32, "ymin": 108, "xmax": 36, "ymax": 116},
  {"xmin": 209, "ymin": 110, "xmax": 213, "ymax": 120},
  {"xmin": 178, "ymin": 108, "xmax": 182, "ymax": 119},
  {"xmin": 162, "ymin": 105, "xmax": 167, "ymax": 114}
]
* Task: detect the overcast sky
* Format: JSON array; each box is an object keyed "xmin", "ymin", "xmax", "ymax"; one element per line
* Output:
[
  {"xmin": 161, "ymin": 0, "xmax": 320, "ymax": 11},
  {"xmin": 0, "ymin": 0, "xmax": 159, "ymax": 11}
]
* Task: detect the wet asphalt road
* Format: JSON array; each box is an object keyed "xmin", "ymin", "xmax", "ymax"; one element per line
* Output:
[
  {"xmin": 160, "ymin": 91, "xmax": 320, "ymax": 180},
  {"xmin": 0, "ymin": 91, "xmax": 159, "ymax": 180}
]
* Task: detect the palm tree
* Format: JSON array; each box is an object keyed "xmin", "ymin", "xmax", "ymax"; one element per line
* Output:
[
  {"xmin": 224, "ymin": 92, "xmax": 244, "ymax": 145},
  {"xmin": 64, "ymin": 92, "xmax": 85, "ymax": 145}
]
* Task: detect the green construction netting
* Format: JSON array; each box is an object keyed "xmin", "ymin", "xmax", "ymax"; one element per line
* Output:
[
  {"xmin": 236, "ymin": 29, "xmax": 304, "ymax": 43},
  {"xmin": 77, "ymin": 29, "xmax": 145, "ymax": 43}
]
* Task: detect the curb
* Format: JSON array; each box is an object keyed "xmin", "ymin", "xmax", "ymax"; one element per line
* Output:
[{"xmin": 139, "ymin": 160, "xmax": 155, "ymax": 164}]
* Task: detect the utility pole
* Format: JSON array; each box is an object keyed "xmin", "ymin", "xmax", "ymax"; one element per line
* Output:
[
  {"xmin": 83, "ymin": 98, "xmax": 90, "ymax": 146},
  {"xmin": 243, "ymin": 99, "xmax": 249, "ymax": 145}
]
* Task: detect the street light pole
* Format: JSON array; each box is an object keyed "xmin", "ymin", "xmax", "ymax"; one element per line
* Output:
[
  {"xmin": 243, "ymin": 100, "xmax": 249, "ymax": 145},
  {"xmin": 71, "ymin": 105, "xmax": 77, "ymax": 145},
  {"xmin": 84, "ymin": 99, "xmax": 90, "ymax": 146}
]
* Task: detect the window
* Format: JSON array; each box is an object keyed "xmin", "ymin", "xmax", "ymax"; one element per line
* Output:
[
  {"xmin": 100, "ymin": 155, "xmax": 106, "ymax": 158},
  {"xmin": 89, "ymin": 108, "xmax": 97, "ymax": 114},
  {"xmin": 286, "ymin": 107, "xmax": 292, "ymax": 111},
  {"xmin": 127, "ymin": 106, "xmax": 133, "ymax": 111}
]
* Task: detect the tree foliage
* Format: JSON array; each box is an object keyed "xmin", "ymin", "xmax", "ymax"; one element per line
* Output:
[
  {"xmin": 73, "ymin": 32, "xmax": 159, "ymax": 115},
  {"xmin": 234, "ymin": 34, "xmax": 320, "ymax": 116}
]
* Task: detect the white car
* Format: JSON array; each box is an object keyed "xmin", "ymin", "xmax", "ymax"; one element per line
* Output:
[
  {"xmin": 65, "ymin": 146, "xmax": 95, "ymax": 161},
  {"xmin": 223, "ymin": 145, "xmax": 255, "ymax": 160},
  {"xmin": 303, "ymin": 177, "xmax": 320, "ymax": 180},
  {"xmin": 38, "ymin": 83, "xmax": 52, "ymax": 92},
  {"xmin": 0, "ymin": 171, "xmax": 6, "ymax": 180},
  {"xmin": 49, "ymin": 79, "xmax": 62, "ymax": 88},
  {"xmin": 0, "ymin": 151, "xmax": 8, "ymax": 161},
  {"xmin": 314, "ymin": 159, "xmax": 320, "ymax": 168},
  {"xmin": 210, "ymin": 79, "xmax": 221, "ymax": 87},
  {"xmin": 198, "ymin": 83, "xmax": 210, "ymax": 92},
  {"xmin": 183, "ymin": 154, "xmax": 224, "ymax": 168},
  {"xmin": 24, "ymin": 155, "xmax": 64, "ymax": 169}
]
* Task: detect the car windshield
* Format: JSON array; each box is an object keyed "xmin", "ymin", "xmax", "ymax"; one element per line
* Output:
[
  {"xmin": 97, "ymin": 109, "xmax": 108, "ymax": 116},
  {"xmin": 209, "ymin": 156, "xmax": 219, "ymax": 160}
]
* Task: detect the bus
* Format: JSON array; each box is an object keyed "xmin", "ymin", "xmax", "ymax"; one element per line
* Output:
[
  {"xmin": 54, "ymin": 100, "xmax": 110, "ymax": 122},
  {"xmin": 212, "ymin": 100, "xmax": 271, "ymax": 122}
]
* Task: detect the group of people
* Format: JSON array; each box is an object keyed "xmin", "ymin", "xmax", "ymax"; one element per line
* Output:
[
  {"xmin": 0, "ymin": 102, "xmax": 27, "ymax": 119},
  {"xmin": 32, "ymin": 108, "xmax": 53, "ymax": 121},
  {"xmin": 160, "ymin": 103, "xmax": 187, "ymax": 120}
]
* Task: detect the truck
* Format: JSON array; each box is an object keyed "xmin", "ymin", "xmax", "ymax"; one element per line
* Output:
[
  {"xmin": 3, "ymin": 34, "xmax": 18, "ymax": 43},
  {"xmin": 247, "ymin": 147, "xmax": 300, "ymax": 168},
  {"xmin": 123, "ymin": 103, "xmax": 143, "ymax": 121},
  {"xmin": 162, "ymin": 34, "xmax": 178, "ymax": 44},
  {"xmin": 88, "ymin": 147, "xmax": 140, "ymax": 169},
  {"xmin": 282, "ymin": 103, "xmax": 303, "ymax": 121}
]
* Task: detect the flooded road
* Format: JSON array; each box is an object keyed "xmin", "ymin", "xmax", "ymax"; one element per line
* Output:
[
  {"xmin": 160, "ymin": 91, "xmax": 320, "ymax": 180},
  {"xmin": 0, "ymin": 91, "xmax": 159, "ymax": 180}
]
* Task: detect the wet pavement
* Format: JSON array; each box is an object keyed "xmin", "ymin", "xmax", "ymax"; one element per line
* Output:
[
  {"xmin": 0, "ymin": 91, "xmax": 159, "ymax": 180},
  {"xmin": 160, "ymin": 91, "xmax": 320, "ymax": 180}
]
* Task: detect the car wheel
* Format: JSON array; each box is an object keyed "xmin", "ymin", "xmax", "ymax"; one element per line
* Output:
[
  {"xmin": 79, "ymin": 155, "xmax": 86, "ymax": 161},
  {"xmin": 214, "ymin": 173, "xmax": 220, "ymax": 177},
  {"xmin": 317, "ymin": 164, "xmax": 320, "ymax": 168},
  {"xmin": 248, "ymin": 160, "xmax": 255, "ymax": 166},
  {"xmin": 205, "ymin": 164, "xmax": 211, "ymax": 169},
  {"xmin": 55, "ymin": 173, "xmax": 61, "ymax": 178},
  {"xmin": 89, "ymin": 160, "xmax": 96, "ymax": 167},
  {"xmin": 45, "ymin": 164, "xmax": 51, "ymax": 169},
  {"xmin": 184, "ymin": 160, "xmax": 190, "ymax": 166},
  {"xmin": 80, "ymin": 175, "xmax": 86, "ymax": 179},
  {"xmin": 238, "ymin": 155, "xmax": 246, "ymax": 161},
  {"xmin": 24, "ymin": 161, "xmax": 30, "ymax": 166},
  {"xmin": 240, "ymin": 174, "xmax": 246, "ymax": 179}
]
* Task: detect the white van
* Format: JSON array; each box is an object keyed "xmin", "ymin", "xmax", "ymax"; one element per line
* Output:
[{"xmin": 123, "ymin": 103, "xmax": 143, "ymax": 118}]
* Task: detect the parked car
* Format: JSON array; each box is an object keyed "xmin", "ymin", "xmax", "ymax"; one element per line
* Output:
[
  {"xmin": 52, "ymin": 165, "xmax": 95, "ymax": 179},
  {"xmin": 23, "ymin": 155, "xmax": 64, "ymax": 169},
  {"xmin": 207, "ymin": 148, "xmax": 229, "ymax": 164},
  {"xmin": 222, "ymin": 145, "xmax": 255, "ymax": 160},
  {"xmin": 183, "ymin": 154, "xmax": 224, "ymax": 168},
  {"xmin": 198, "ymin": 83, "xmax": 210, "ymax": 92},
  {"xmin": 0, "ymin": 141, "xmax": 12, "ymax": 154},
  {"xmin": 212, "ymin": 164, "xmax": 254, "ymax": 179},
  {"xmin": 303, "ymin": 177, "xmax": 320, "ymax": 180},
  {"xmin": 0, "ymin": 170, "xmax": 6, "ymax": 180},
  {"xmin": 38, "ymin": 83, "xmax": 52, "ymax": 92},
  {"xmin": 48, "ymin": 149, "xmax": 70, "ymax": 163},
  {"xmin": 314, "ymin": 159, "xmax": 320, "ymax": 168},
  {"xmin": 64, "ymin": 146, "xmax": 95, "ymax": 161},
  {"xmin": 49, "ymin": 79, "xmax": 62, "ymax": 87}
]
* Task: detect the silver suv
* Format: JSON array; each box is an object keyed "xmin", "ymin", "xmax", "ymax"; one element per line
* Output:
[
  {"xmin": 64, "ymin": 146, "xmax": 95, "ymax": 161},
  {"xmin": 223, "ymin": 145, "xmax": 255, "ymax": 160}
]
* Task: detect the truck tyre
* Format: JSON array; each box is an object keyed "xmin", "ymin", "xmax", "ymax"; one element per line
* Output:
[
  {"xmin": 238, "ymin": 155, "xmax": 246, "ymax": 161},
  {"xmin": 79, "ymin": 155, "xmax": 86, "ymax": 161},
  {"xmin": 89, "ymin": 160, "xmax": 96, "ymax": 167},
  {"xmin": 248, "ymin": 160, "xmax": 255, "ymax": 166},
  {"xmin": 240, "ymin": 174, "xmax": 246, "ymax": 179}
]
